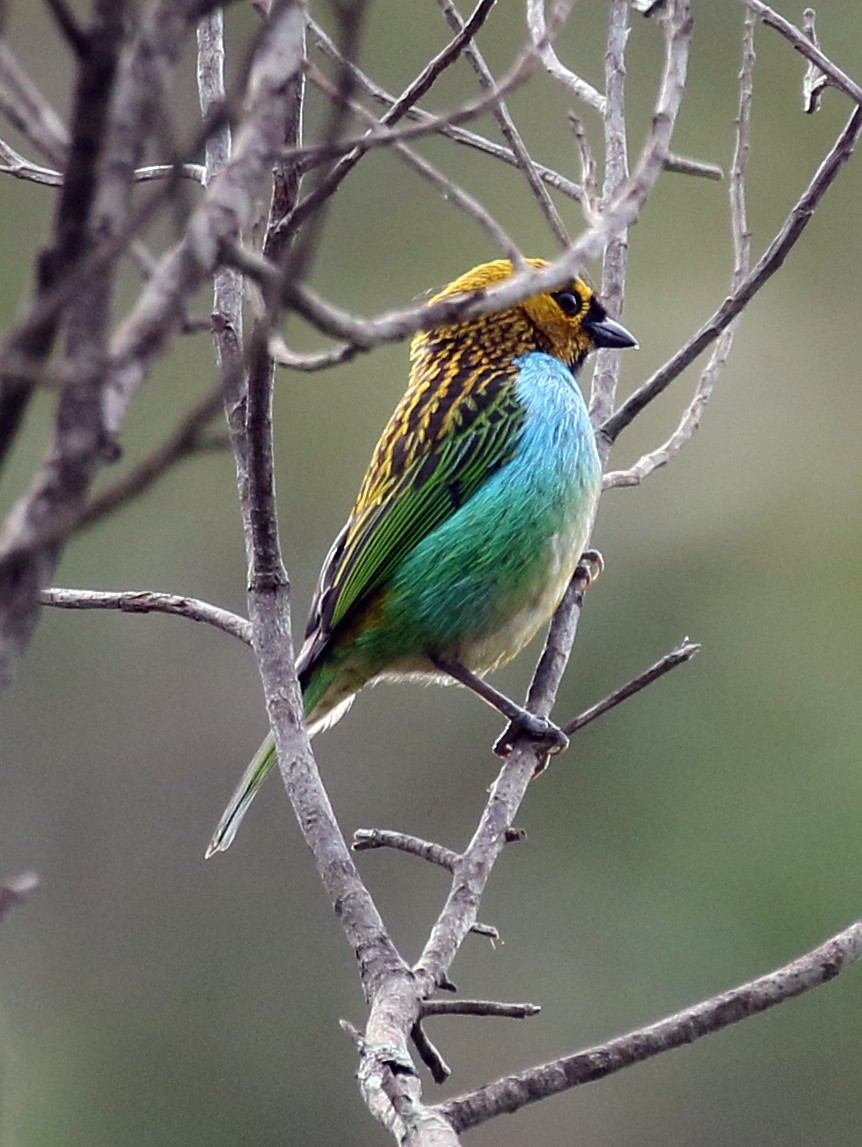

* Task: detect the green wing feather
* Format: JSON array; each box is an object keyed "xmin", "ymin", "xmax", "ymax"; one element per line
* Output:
[{"xmin": 300, "ymin": 359, "xmax": 525, "ymax": 671}]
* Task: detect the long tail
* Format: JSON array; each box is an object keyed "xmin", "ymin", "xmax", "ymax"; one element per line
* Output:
[
  {"xmin": 205, "ymin": 664, "xmax": 354, "ymax": 857},
  {"xmin": 205, "ymin": 730, "xmax": 277, "ymax": 857}
]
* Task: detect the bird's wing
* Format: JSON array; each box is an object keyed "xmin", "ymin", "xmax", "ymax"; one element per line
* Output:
[{"xmin": 299, "ymin": 364, "xmax": 524, "ymax": 670}]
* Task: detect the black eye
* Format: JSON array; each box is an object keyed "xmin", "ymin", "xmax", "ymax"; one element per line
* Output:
[{"xmin": 552, "ymin": 288, "xmax": 582, "ymax": 317}]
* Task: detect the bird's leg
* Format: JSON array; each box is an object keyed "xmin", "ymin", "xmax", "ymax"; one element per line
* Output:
[
  {"xmin": 429, "ymin": 654, "xmax": 569, "ymax": 754},
  {"xmin": 490, "ymin": 548, "xmax": 605, "ymax": 764}
]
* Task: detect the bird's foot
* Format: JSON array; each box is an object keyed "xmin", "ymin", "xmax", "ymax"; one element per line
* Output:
[
  {"xmin": 429, "ymin": 653, "xmax": 569, "ymax": 768},
  {"xmin": 577, "ymin": 548, "xmax": 604, "ymax": 588},
  {"xmin": 493, "ymin": 710, "xmax": 569, "ymax": 763}
]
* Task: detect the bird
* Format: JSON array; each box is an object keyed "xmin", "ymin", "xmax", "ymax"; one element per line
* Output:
[{"xmin": 206, "ymin": 257, "xmax": 636, "ymax": 856}]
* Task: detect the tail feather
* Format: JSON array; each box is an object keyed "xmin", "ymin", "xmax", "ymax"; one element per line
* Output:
[
  {"xmin": 205, "ymin": 731, "xmax": 276, "ymax": 857},
  {"xmin": 205, "ymin": 660, "xmax": 356, "ymax": 857}
]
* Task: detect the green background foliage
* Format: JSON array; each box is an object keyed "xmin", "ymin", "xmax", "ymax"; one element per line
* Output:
[{"xmin": 1, "ymin": 3, "xmax": 861, "ymax": 1144}]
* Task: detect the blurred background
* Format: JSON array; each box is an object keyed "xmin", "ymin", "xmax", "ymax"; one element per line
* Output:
[{"xmin": 1, "ymin": 2, "xmax": 861, "ymax": 1144}]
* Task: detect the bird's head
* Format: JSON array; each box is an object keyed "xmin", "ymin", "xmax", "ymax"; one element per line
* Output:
[{"xmin": 421, "ymin": 257, "xmax": 637, "ymax": 372}]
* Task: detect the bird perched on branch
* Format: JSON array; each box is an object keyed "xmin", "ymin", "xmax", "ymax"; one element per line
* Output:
[{"xmin": 207, "ymin": 257, "xmax": 636, "ymax": 856}]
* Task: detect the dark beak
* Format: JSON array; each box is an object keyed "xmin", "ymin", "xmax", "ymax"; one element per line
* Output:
[{"xmin": 587, "ymin": 313, "xmax": 638, "ymax": 350}]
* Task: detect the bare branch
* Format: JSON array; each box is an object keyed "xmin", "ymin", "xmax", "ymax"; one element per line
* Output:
[
  {"xmin": 422, "ymin": 1000, "xmax": 541, "ymax": 1020},
  {"xmin": 283, "ymin": 0, "xmax": 500, "ymax": 239},
  {"xmin": 565, "ymin": 639, "xmax": 700, "ymax": 735},
  {"xmin": 308, "ymin": 66, "xmax": 522, "ymax": 263},
  {"xmin": 603, "ymin": 6, "xmax": 755, "ymax": 483},
  {"xmin": 438, "ymin": 0, "xmax": 570, "ymax": 250},
  {"xmin": 285, "ymin": 0, "xmax": 691, "ymax": 359},
  {"xmin": 744, "ymin": 0, "xmax": 862, "ymax": 107},
  {"xmin": 665, "ymin": 151, "xmax": 723, "ymax": 180},
  {"xmin": 589, "ymin": 0, "xmax": 633, "ymax": 424},
  {"xmin": 309, "ymin": 17, "xmax": 585, "ymax": 203},
  {"xmin": 602, "ymin": 103, "xmax": 862, "ymax": 443},
  {"xmin": 440, "ymin": 919, "xmax": 862, "ymax": 1133},
  {"xmin": 526, "ymin": 0, "xmax": 607, "ymax": 113},
  {"xmin": 352, "ymin": 829, "xmax": 460, "ymax": 872},
  {"xmin": 40, "ymin": 587, "xmax": 252, "ymax": 644}
]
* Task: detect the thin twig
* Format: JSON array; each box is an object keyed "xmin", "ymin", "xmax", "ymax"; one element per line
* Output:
[
  {"xmin": 268, "ymin": 333, "xmax": 358, "ymax": 371},
  {"xmin": 801, "ymin": 8, "xmax": 828, "ymax": 114},
  {"xmin": 422, "ymin": 1000, "xmax": 541, "ymax": 1019},
  {"xmin": 526, "ymin": 0, "xmax": 606, "ymax": 113},
  {"xmin": 565, "ymin": 640, "xmax": 700, "ymax": 735},
  {"xmin": 309, "ymin": 18, "xmax": 585, "ymax": 202},
  {"xmin": 744, "ymin": 0, "xmax": 862, "ymax": 107},
  {"xmin": 602, "ymin": 103, "xmax": 862, "ymax": 443},
  {"xmin": 40, "ymin": 587, "xmax": 252, "ymax": 644},
  {"xmin": 308, "ymin": 67, "xmax": 522, "ymax": 262},
  {"xmin": 665, "ymin": 152, "xmax": 723, "ymax": 180},
  {"xmin": 603, "ymin": 6, "xmax": 755, "ymax": 484},
  {"xmin": 440, "ymin": 919, "xmax": 862, "ymax": 1132},
  {"xmin": 568, "ymin": 114, "xmax": 599, "ymax": 215},
  {"xmin": 439, "ymin": 0, "xmax": 569, "ymax": 250},
  {"xmin": 411, "ymin": 1021, "xmax": 452, "ymax": 1084},
  {"xmin": 352, "ymin": 829, "xmax": 460, "ymax": 872}
]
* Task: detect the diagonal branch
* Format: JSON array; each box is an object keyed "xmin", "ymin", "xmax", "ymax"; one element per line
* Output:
[
  {"xmin": 743, "ymin": 0, "xmax": 862, "ymax": 107},
  {"xmin": 440, "ymin": 918, "xmax": 862, "ymax": 1132},
  {"xmin": 438, "ymin": 0, "xmax": 569, "ymax": 249},
  {"xmin": 602, "ymin": 103, "xmax": 862, "ymax": 444},
  {"xmin": 282, "ymin": 0, "xmax": 499, "ymax": 239},
  {"xmin": 309, "ymin": 17, "xmax": 586, "ymax": 202}
]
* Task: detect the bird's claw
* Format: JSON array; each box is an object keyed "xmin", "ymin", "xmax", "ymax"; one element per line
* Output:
[
  {"xmin": 493, "ymin": 712, "xmax": 569, "ymax": 762},
  {"xmin": 577, "ymin": 548, "xmax": 604, "ymax": 588}
]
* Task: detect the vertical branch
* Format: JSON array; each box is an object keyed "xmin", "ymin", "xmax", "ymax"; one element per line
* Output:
[
  {"xmin": 200, "ymin": 1, "xmax": 406, "ymax": 1013},
  {"xmin": 197, "ymin": 10, "xmax": 249, "ymax": 545},
  {"xmin": 590, "ymin": 0, "xmax": 631, "ymax": 429},
  {"xmin": 0, "ymin": 0, "xmax": 126, "ymax": 684}
]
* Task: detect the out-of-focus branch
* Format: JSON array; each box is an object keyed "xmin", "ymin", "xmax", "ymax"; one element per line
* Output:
[
  {"xmin": 440, "ymin": 919, "xmax": 862, "ymax": 1133},
  {"xmin": 0, "ymin": 872, "xmax": 39, "ymax": 925},
  {"xmin": 40, "ymin": 587, "xmax": 252, "ymax": 644},
  {"xmin": 0, "ymin": 42, "xmax": 69, "ymax": 166},
  {"xmin": 0, "ymin": 1, "xmax": 207, "ymax": 691},
  {"xmin": 75, "ymin": 383, "xmax": 225, "ymax": 534}
]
